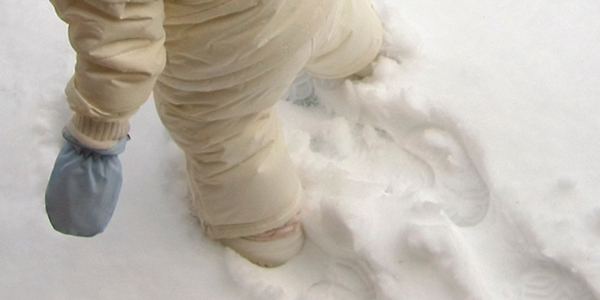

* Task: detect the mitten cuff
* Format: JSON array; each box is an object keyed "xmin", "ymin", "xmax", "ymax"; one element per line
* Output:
[{"xmin": 67, "ymin": 114, "xmax": 130, "ymax": 150}]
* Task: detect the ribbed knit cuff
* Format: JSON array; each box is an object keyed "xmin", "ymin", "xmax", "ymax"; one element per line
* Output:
[{"xmin": 67, "ymin": 114, "xmax": 130, "ymax": 150}]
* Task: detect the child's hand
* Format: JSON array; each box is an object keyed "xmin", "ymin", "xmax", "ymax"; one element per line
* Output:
[{"xmin": 45, "ymin": 129, "xmax": 128, "ymax": 237}]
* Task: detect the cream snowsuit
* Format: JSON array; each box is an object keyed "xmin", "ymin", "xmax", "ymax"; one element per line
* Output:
[{"xmin": 50, "ymin": 0, "xmax": 382, "ymax": 239}]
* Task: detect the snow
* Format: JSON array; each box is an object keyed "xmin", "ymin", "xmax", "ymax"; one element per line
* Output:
[{"xmin": 2, "ymin": 0, "xmax": 600, "ymax": 299}]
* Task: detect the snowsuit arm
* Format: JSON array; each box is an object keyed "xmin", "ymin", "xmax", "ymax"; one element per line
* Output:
[{"xmin": 50, "ymin": 0, "xmax": 166, "ymax": 146}]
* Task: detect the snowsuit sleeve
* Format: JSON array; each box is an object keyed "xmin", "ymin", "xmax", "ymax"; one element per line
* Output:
[{"xmin": 50, "ymin": 0, "xmax": 166, "ymax": 145}]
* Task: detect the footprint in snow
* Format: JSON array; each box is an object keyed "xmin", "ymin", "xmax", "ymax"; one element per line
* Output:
[
  {"xmin": 299, "ymin": 258, "xmax": 377, "ymax": 300},
  {"xmin": 299, "ymin": 199, "xmax": 380, "ymax": 300},
  {"xmin": 300, "ymin": 66, "xmax": 490, "ymax": 227},
  {"xmin": 519, "ymin": 263, "xmax": 597, "ymax": 300},
  {"xmin": 403, "ymin": 127, "xmax": 490, "ymax": 227}
]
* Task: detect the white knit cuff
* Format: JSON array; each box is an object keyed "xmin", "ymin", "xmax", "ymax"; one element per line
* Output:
[{"xmin": 67, "ymin": 114, "xmax": 130, "ymax": 150}]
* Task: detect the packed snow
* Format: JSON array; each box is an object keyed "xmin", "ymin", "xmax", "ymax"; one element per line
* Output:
[{"xmin": 2, "ymin": 0, "xmax": 600, "ymax": 299}]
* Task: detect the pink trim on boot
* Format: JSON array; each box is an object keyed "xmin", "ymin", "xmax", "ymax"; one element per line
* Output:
[{"xmin": 244, "ymin": 213, "xmax": 302, "ymax": 242}]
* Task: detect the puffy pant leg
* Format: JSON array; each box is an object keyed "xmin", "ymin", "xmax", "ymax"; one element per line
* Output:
[
  {"xmin": 154, "ymin": 0, "xmax": 382, "ymax": 239},
  {"xmin": 154, "ymin": 51, "xmax": 308, "ymax": 239},
  {"xmin": 306, "ymin": 0, "xmax": 383, "ymax": 79}
]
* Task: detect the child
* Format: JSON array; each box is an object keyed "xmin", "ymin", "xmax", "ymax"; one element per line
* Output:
[{"xmin": 45, "ymin": 0, "xmax": 383, "ymax": 267}]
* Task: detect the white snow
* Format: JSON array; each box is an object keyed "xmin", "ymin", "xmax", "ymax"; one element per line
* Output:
[{"xmin": 2, "ymin": 0, "xmax": 600, "ymax": 299}]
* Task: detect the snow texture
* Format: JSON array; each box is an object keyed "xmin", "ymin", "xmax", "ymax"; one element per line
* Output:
[{"xmin": 2, "ymin": 0, "xmax": 600, "ymax": 299}]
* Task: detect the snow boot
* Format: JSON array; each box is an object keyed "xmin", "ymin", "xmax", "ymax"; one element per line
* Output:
[{"xmin": 220, "ymin": 214, "xmax": 305, "ymax": 268}]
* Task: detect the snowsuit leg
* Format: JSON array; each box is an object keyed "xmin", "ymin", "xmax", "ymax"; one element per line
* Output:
[
  {"xmin": 153, "ymin": 0, "xmax": 382, "ymax": 240},
  {"xmin": 306, "ymin": 0, "xmax": 383, "ymax": 79}
]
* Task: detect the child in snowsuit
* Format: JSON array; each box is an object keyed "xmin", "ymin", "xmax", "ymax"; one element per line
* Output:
[{"xmin": 45, "ymin": 0, "xmax": 383, "ymax": 267}]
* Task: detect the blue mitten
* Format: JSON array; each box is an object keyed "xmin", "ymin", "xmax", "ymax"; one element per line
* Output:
[{"xmin": 45, "ymin": 129, "xmax": 129, "ymax": 237}]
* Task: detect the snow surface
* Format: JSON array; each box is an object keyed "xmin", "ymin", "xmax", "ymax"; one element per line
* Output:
[{"xmin": 2, "ymin": 0, "xmax": 600, "ymax": 299}]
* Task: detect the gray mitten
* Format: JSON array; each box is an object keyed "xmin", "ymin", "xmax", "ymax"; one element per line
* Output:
[{"xmin": 45, "ymin": 129, "xmax": 128, "ymax": 237}]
